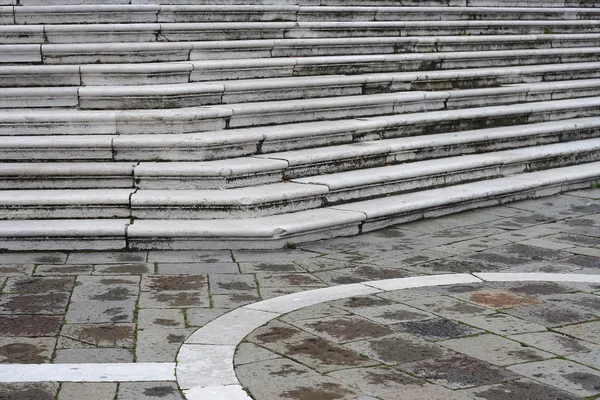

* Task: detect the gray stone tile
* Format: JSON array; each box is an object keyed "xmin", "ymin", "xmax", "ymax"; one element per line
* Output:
[
  {"xmin": 233, "ymin": 249, "xmax": 316, "ymax": 262},
  {"xmin": 556, "ymin": 321, "xmax": 600, "ymax": 345},
  {"xmin": 0, "ymin": 292, "xmax": 70, "ymax": 315},
  {"xmin": 458, "ymin": 313, "xmax": 547, "ymax": 336},
  {"xmin": 93, "ymin": 263, "xmax": 152, "ymax": 275},
  {"xmin": 157, "ymin": 262, "xmax": 239, "ymax": 274},
  {"xmin": 138, "ymin": 290, "xmax": 209, "ymax": 309},
  {"xmin": 67, "ymin": 251, "xmax": 147, "ymax": 264},
  {"xmin": 60, "ymin": 323, "xmax": 135, "ymax": 348},
  {"xmin": 0, "ymin": 252, "xmax": 68, "ymax": 264},
  {"xmin": 280, "ymin": 303, "xmax": 350, "ymax": 323},
  {"xmin": 210, "ymin": 293, "xmax": 261, "ymax": 309},
  {"xmin": 3, "ymin": 276, "xmax": 74, "ymax": 293},
  {"xmin": 209, "ymin": 273, "xmax": 257, "ymax": 294},
  {"xmin": 54, "ymin": 348, "xmax": 133, "ymax": 363},
  {"xmin": 255, "ymin": 272, "xmax": 325, "ymax": 288},
  {"xmin": 34, "ymin": 264, "xmax": 93, "ymax": 276},
  {"xmin": 239, "ymin": 261, "xmax": 306, "ymax": 274},
  {"xmin": 567, "ymin": 349, "xmax": 600, "ymax": 369},
  {"xmin": 136, "ymin": 328, "xmax": 194, "ymax": 362},
  {"xmin": 508, "ymin": 359, "xmax": 600, "ymax": 397},
  {"xmin": 141, "ymin": 274, "xmax": 206, "ymax": 292},
  {"xmin": 59, "ymin": 383, "xmax": 117, "ymax": 400},
  {"xmin": 0, "ymin": 315, "xmax": 62, "ymax": 337},
  {"xmin": 148, "ymin": 250, "xmax": 232, "ymax": 263},
  {"xmin": 185, "ymin": 308, "xmax": 230, "ymax": 327},
  {"xmin": 0, "ymin": 337, "xmax": 55, "ymax": 363},
  {"xmin": 463, "ymin": 378, "xmax": 580, "ymax": 400},
  {"xmin": 503, "ymin": 303, "xmax": 595, "ymax": 328},
  {"xmin": 508, "ymin": 331, "xmax": 598, "ymax": 355},
  {"xmin": 392, "ymin": 318, "xmax": 483, "ymax": 341},
  {"xmin": 291, "ymin": 315, "xmax": 394, "ymax": 344},
  {"xmin": 440, "ymin": 334, "xmax": 553, "ymax": 366},
  {"xmin": 234, "ymin": 342, "xmax": 282, "ymax": 366},
  {"xmin": 0, "ymin": 382, "xmax": 59, "ymax": 400},
  {"xmin": 404, "ymin": 295, "xmax": 493, "ymax": 319},
  {"xmin": 0, "ymin": 265, "xmax": 34, "ymax": 276},
  {"xmin": 117, "ymin": 382, "xmax": 183, "ymax": 400},
  {"xmin": 138, "ymin": 308, "xmax": 185, "ymax": 329}
]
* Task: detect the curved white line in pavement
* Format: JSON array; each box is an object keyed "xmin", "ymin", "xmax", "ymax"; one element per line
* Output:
[{"xmin": 177, "ymin": 272, "xmax": 600, "ymax": 400}]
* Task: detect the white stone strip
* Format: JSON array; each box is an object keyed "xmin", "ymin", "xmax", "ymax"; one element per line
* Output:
[
  {"xmin": 179, "ymin": 273, "xmax": 600, "ymax": 399},
  {"xmin": 0, "ymin": 362, "xmax": 175, "ymax": 383},
  {"xmin": 475, "ymin": 272, "xmax": 600, "ymax": 283}
]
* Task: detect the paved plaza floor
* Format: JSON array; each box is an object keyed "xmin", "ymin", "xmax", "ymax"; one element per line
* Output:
[{"xmin": 0, "ymin": 188, "xmax": 598, "ymax": 399}]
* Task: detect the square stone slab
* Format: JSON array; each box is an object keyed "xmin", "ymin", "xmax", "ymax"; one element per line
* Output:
[
  {"xmin": 440, "ymin": 334, "xmax": 553, "ymax": 366},
  {"xmin": 567, "ymin": 349, "xmax": 600, "ymax": 369},
  {"xmin": 349, "ymin": 303, "xmax": 437, "ymax": 325},
  {"xmin": 141, "ymin": 275, "xmax": 206, "ymax": 292},
  {"xmin": 0, "ymin": 382, "xmax": 59, "ymax": 400},
  {"xmin": 0, "ymin": 293, "xmax": 69, "ymax": 315},
  {"xmin": 503, "ymin": 303, "xmax": 595, "ymax": 327},
  {"xmin": 557, "ymin": 321, "xmax": 600, "ymax": 345},
  {"xmin": 0, "ymin": 337, "xmax": 55, "ymax": 363},
  {"xmin": 60, "ymin": 323, "xmax": 135, "ymax": 348},
  {"xmin": 392, "ymin": 318, "xmax": 483, "ymax": 341},
  {"xmin": 458, "ymin": 313, "xmax": 547, "ymax": 336},
  {"xmin": 53, "ymin": 348, "xmax": 133, "ymax": 364},
  {"xmin": 508, "ymin": 359, "xmax": 600, "ymax": 397},
  {"xmin": 402, "ymin": 354, "xmax": 518, "ymax": 389},
  {"xmin": 3, "ymin": 277, "xmax": 74, "ymax": 293},
  {"xmin": 466, "ymin": 290, "xmax": 541, "ymax": 309},
  {"xmin": 59, "ymin": 383, "xmax": 116, "ymax": 400},
  {"xmin": 508, "ymin": 331, "xmax": 598, "ymax": 355},
  {"xmin": 117, "ymin": 382, "xmax": 183, "ymax": 400},
  {"xmin": 404, "ymin": 295, "xmax": 493, "ymax": 319},
  {"xmin": 138, "ymin": 309, "xmax": 186, "ymax": 330},
  {"xmin": 291, "ymin": 315, "xmax": 394, "ymax": 343},
  {"xmin": 0, "ymin": 315, "xmax": 62, "ymax": 337},
  {"xmin": 462, "ymin": 378, "xmax": 580, "ymax": 400}
]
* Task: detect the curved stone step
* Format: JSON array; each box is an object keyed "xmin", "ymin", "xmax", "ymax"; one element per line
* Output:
[
  {"xmin": 1, "ymin": 162, "xmax": 594, "ymax": 251},
  {"xmin": 2, "ymin": 140, "xmax": 598, "ymax": 220},
  {"xmin": 5, "ymin": 5, "xmax": 600, "ymax": 25}
]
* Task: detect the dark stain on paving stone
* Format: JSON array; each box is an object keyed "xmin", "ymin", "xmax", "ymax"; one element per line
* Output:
[
  {"xmin": 505, "ymin": 244, "xmax": 564, "ymax": 260},
  {"xmin": 331, "ymin": 275, "xmax": 365, "ymax": 284},
  {"xmin": 468, "ymin": 252, "xmax": 530, "ymax": 267},
  {"xmin": 147, "ymin": 275, "xmax": 206, "ymax": 291},
  {"xmin": 104, "ymin": 307, "xmax": 128, "ymax": 322},
  {"xmin": 269, "ymin": 364, "xmax": 309, "ymax": 377},
  {"xmin": 404, "ymin": 354, "xmax": 516, "ymax": 389},
  {"xmin": 255, "ymin": 326, "xmax": 299, "ymax": 343},
  {"xmin": 74, "ymin": 325, "xmax": 133, "ymax": 345},
  {"xmin": 115, "ymin": 253, "xmax": 146, "ymax": 262},
  {"xmin": 571, "ymin": 203, "xmax": 600, "ymax": 213},
  {"xmin": 469, "ymin": 290, "xmax": 540, "ymax": 309},
  {"xmin": 152, "ymin": 292, "xmax": 201, "ymax": 307},
  {"xmin": 564, "ymin": 372, "xmax": 600, "ymax": 392},
  {"xmin": 402, "ymin": 255, "xmax": 431, "ymax": 264},
  {"xmin": 473, "ymin": 379, "xmax": 580, "ymax": 400},
  {"xmin": 0, "ymin": 266, "xmax": 26, "ymax": 275},
  {"xmin": 510, "ymin": 305, "xmax": 592, "ymax": 327},
  {"xmin": 99, "ymin": 278, "xmax": 135, "ymax": 285},
  {"xmin": 392, "ymin": 318, "xmax": 481, "ymax": 340},
  {"xmin": 444, "ymin": 284, "xmax": 486, "ymax": 293},
  {"xmin": 368, "ymin": 336, "xmax": 444, "ymax": 364},
  {"xmin": 282, "ymin": 382, "xmax": 355, "ymax": 400},
  {"xmin": 0, "ymin": 386, "xmax": 54, "ymax": 400},
  {"xmin": 373, "ymin": 229, "xmax": 406, "ymax": 238},
  {"xmin": 555, "ymin": 234, "xmax": 600, "ymax": 247},
  {"xmin": 508, "ymin": 282, "xmax": 571, "ymax": 296},
  {"xmin": 366, "ymin": 368, "xmax": 423, "ymax": 386},
  {"xmin": 379, "ymin": 309, "xmax": 430, "ymax": 321},
  {"xmin": 561, "ymin": 255, "xmax": 600, "ymax": 269},
  {"xmin": 306, "ymin": 317, "xmax": 393, "ymax": 341},
  {"xmin": 6, "ymin": 278, "xmax": 73, "ymax": 293},
  {"xmin": 353, "ymin": 266, "xmax": 411, "ymax": 280},
  {"xmin": 255, "ymin": 263, "xmax": 298, "ymax": 272},
  {"xmin": 445, "ymin": 301, "xmax": 488, "ymax": 315},
  {"xmin": 342, "ymin": 296, "xmax": 391, "ymax": 308},
  {"xmin": 100, "ymin": 264, "xmax": 149, "ymax": 274},
  {"xmin": 0, "ymin": 343, "xmax": 47, "ymax": 363},
  {"xmin": 285, "ymin": 338, "xmax": 366, "ymax": 366},
  {"xmin": 507, "ymin": 349, "xmax": 547, "ymax": 362},
  {"xmin": 0, "ymin": 315, "xmax": 61, "ymax": 336},
  {"xmin": 34, "ymin": 255, "xmax": 64, "ymax": 264},
  {"xmin": 277, "ymin": 275, "xmax": 320, "ymax": 285},
  {"xmin": 229, "ymin": 294, "xmax": 260, "ymax": 303},
  {"xmin": 557, "ymin": 336, "xmax": 590, "ymax": 353},
  {"xmin": 142, "ymin": 385, "xmax": 177, "ymax": 397},
  {"xmin": 426, "ymin": 258, "xmax": 503, "ymax": 273},
  {"xmin": 40, "ymin": 265, "xmax": 90, "ymax": 274},
  {"xmin": 167, "ymin": 334, "xmax": 186, "ymax": 344},
  {"xmin": 1, "ymin": 293, "xmax": 69, "ymax": 314},
  {"xmin": 217, "ymin": 282, "xmax": 254, "ymax": 291},
  {"xmin": 91, "ymin": 287, "xmax": 134, "ymax": 301},
  {"xmin": 154, "ymin": 318, "xmax": 179, "ymax": 327}
]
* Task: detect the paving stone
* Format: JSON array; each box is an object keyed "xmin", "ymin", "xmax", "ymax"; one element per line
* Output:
[
  {"xmin": 0, "ymin": 337, "xmax": 55, "ymax": 363},
  {"xmin": 404, "ymin": 255, "xmax": 504, "ymax": 274},
  {"xmin": 399, "ymin": 211, "xmax": 502, "ymax": 233},
  {"xmin": 546, "ymin": 233, "xmax": 600, "ymax": 247},
  {"xmin": 392, "ymin": 318, "xmax": 483, "ymax": 341},
  {"xmin": 185, "ymin": 308, "xmax": 230, "ymax": 327},
  {"xmin": 463, "ymin": 378, "xmax": 580, "ymax": 400},
  {"xmin": 291, "ymin": 315, "xmax": 394, "ymax": 343},
  {"xmin": 234, "ymin": 342, "xmax": 282, "ymax": 366},
  {"xmin": 0, "ymin": 315, "xmax": 62, "ymax": 337},
  {"xmin": 60, "ymin": 323, "xmax": 135, "ymax": 348},
  {"xmin": 503, "ymin": 302, "xmax": 595, "ymax": 327},
  {"xmin": 157, "ymin": 263, "xmax": 239, "ymax": 274},
  {"xmin": 209, "ymin": 274, "xmax": 257, "ymax": 294},
  {"xmin": 236, "ymin": 358, "xmax": 361, "ymax": 400},
  {"xmin": 402, "ymin": 353, "xmax": 518, "ymax": 389},
  {"xmin": 233, "ymin": 250, "xmax": 316, "ymax": 262},
  {"xmin": 508, "ymin": 331, "xmax": 598, "ymax": 355},
  {"xmin": 239, "ymin": 262, "xmax": 306, "ymax": 274},
  {"xmin": 556, "ymin": 321, "xmax": 600, "ymax": 345},
  {"xmin": 148, "ymin": 250, "xmax": 232, "ymax": 263},
  {"xmin": 0, "ymin": 252, "xmax": 68, "ymax": 264},
  {"xmin": 34, "ymin": 264, "xmax": 93, "ymax": 276},
  {"xmin": 538, "ymin": 292, "xmax": 600, "ymax": 316},
  {"xmin": 211, "ymin": 293, "xmax": 261, "ymax": 309},
  {"xmin": 466, "ymin": 289, "xmax": 541, "ymax": 309},
  {"xmin": 404, "ymin": 295, "xmax": 493, "ymax": 319},
  {"xmin": 346, "ymin": 332, "xmax": 449, "ymax": 366},
  {"xmin": 67, "ymin": 276, "xmax": 138, "ymax": 323},
  {"xmin": 0, "ymin": 292, "xmax": 69, "ymax": 315},
  {"xmin": 487, "ymin": 214, "xmax": 556, "ymax": 230},
  {"xmin": 138, "ymin": 308, "xmax": 185, "ymax": 329},
  {"xmin": 136, "ymin": 328, "xmax": 194, "ymax": 362},
  {"xmin": 458, "ymin": 313, "xmax": 547, "ymax": 335},
  {"xmin": 293, "ymin": 257, "xmax": 359, "ymax": 273},
  {"xmin": 365, "ymin": 248, "xmax": 453, "ymax": 267},
  {"xmin": 0, "ymin": 382, "xmax": 59, "ymax": 400},
  {"xmin": 498, "ymin": 281, "xmax": 585, "ymax": 297},
  {"xmin": 67, "ymin": 251, "xmax": 147, "ymax": 264},
  {"xmin": 54, "ymin": 348, "xmax": 133, "ymax": 363},
  {"xmin": 440, "ymin": 334, "xmax": 553, "ymax": 366},
  {"xmin": 94, "ymin": 263, "xmax": 153, "ymax": 274},
  {"xmin": 141, "ymin": 274, "xmax": 206, "ymax": 292},
  {"xmin": 3, "ymin": 276, "xmax": 74, "ymax": 293},
  {"xmin": 508, "ymin": 359, "xmax": 600, "ymax": 397},
  {"xmin": 344, "ymin": 303, "xmax": 436, "ymax": 325},
  {"xmin": 255, "ymin": 273, "xmax": 325, "ymax": 288},
  {"xmin": 117, "ymin": 382, "xmax": 183, "ymax": 400},
  {"xmin": 139, "ymin": 290, "xmax": 209, "ymax": 309},
  {"xmin": 312, "ymin": 269, "xmax": 369, "ymax": 285},
  {"xmin": 0, "ymin": 265, "xmax": 33, "ymax": 276},
  {"xmin": 436, "ymin": 236, "xmax": 510, "ymax": 254},
  {"xmin": 567, "ymin": 349, "xmax": 600, "ymax": 369},
  {"xmin": 328, "ymin": 366, "xmax": 473, "ymax": 400},
  {"xmin": 59, "ymin": 383, "xmax": 117, "ymax": 400},
  {"xmin": 280, "ymin": 303, "xmax": 349, "ymax": 323}
]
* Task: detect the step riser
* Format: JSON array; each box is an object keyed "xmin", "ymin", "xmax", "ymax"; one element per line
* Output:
[{"xmin": 2, "ymin": 147, "xmax": 597, "ymax": 220}]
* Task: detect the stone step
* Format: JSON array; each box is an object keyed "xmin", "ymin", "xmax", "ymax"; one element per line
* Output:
[
  {"xmin": 1, "ymin": 79, "xmax": 599, "ymax": 132},
  {"xmin": 2, "ymin": 139, "xmax": 599, "ymax": 220},
  {"xmin": 3, "ymin": 63, "xmax": 600, "ymax": 110},
  {"xmin": 5, "ymin": 116, "xmax": 599, "ymax": 189},
  {"xmin": 3, "ymin": 22, "xmax": 600, "ymax": 63},
  {"xmin": 3, "ymin": 5, "xmax": 600, "ymax": 26},
  {"xmin": 1, "ymin": 162, "xmax": 597, "ymax": 250},
  {"xmin": 3, "ymin": 96, "xmax": 599, "ymax": 161}
]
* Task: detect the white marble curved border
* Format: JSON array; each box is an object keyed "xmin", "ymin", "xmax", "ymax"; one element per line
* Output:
[{"xmin": 176, "ymin": 272, "xmax": 600, "ymax": 399}]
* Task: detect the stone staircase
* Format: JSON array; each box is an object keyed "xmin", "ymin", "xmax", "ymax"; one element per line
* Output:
[{"xmin": 1, "ymin": 0, "xmax": 599, "ymax": 250}]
